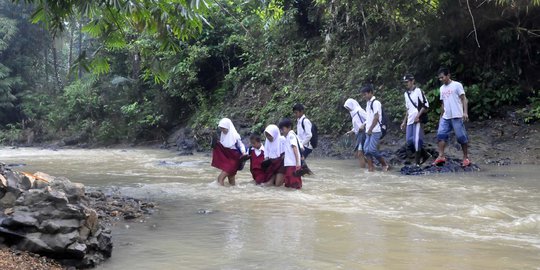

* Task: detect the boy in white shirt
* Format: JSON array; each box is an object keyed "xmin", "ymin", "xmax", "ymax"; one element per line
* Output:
[
  {"xmin": 278, "ymin": 118, "xmax": 302, "ymax": 189},
  {"xmin": 400, "ymin": 74, "xmax": 431, "ymax": 166},
  {"xmin": 293, "ymin": 104, "xmax": 313, "ymax": 159},
  {"xmin": 434, "ymin": 67, "xmax": 471, "ymax": 167},
  {"xmin": 361, "ymin": 85, "xmax": 389, "ymax": 172}
]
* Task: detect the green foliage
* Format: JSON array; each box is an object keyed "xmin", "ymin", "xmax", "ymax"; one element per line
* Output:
[{"xmin": 0, "ymin": 123, "xmax": 22, "ymax": 145}]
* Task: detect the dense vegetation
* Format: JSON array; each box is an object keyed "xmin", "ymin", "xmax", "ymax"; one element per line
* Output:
[{"xmin": 0, "ymin": 0, "xmax": 539, "ymax": 145}]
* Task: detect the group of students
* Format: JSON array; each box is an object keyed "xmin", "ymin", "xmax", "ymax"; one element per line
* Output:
[
  {"xmin": 211, "ymin": 104, "xmax": 314, "ymax": 189},
  {"xmin": 211, "ymin": 67, "xmax": 471, "ymax": 189}
]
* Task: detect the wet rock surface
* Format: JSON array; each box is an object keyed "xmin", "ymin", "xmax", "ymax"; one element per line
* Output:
[{"xmin": 0, "ymin": 163, "xmax": 156, "ymax": 268}]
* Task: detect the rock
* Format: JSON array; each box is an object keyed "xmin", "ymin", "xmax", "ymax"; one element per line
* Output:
[
  {"xmin": 40, "ymin": 219, "xmax": 81, "ymax": 234},
  {"xmin": 66, "ymin": 242, "xmax": 87, "ymax": 259},
  {"xmin": 8, "ymin": 211, "xmax": 39, "ymax": 227},
  {"xmin": 40, "ymin": 230, "xmax": 79, "ymax": 252},
  {"xmin": 33, "ymin": 172, "xmax": 55, "ymax": 183},
  {"xmin": 0, "ymin": 191, "xmax": 19, "ymax": 208},
  {"xmin": 17, "ymin": 233, "xmax": 53, "ymax": 253},
  {"xmin": 49, "ymin": 178, "xmax": 85, "ymax": 203},
  {"xmin": 0, "ymin": 174, "xmax": 7, "ymax": 189},
  {"xmin": 83, "ymin": 208, "xmax": 99, "ymax": 235},
  {"xmin": 20, "ymin": 175, "xmax": 35, "ymax": 190},
  {"xmin": 0, "ymin": 170, "xmax": 155, "ymax": 268}
]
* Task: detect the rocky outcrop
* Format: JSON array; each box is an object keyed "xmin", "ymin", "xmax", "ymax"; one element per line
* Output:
[{"xmin": 0, "ymin": 164, "xmax": 112, "ymax": 268}]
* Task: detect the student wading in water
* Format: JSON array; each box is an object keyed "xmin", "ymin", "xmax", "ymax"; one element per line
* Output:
[
  {"xmin": 262, "ymin": 124, "xmax": 286, "ymax": 186},
  {"xmin": 211, "ymin": 118, "xmax": 248, "ymax": 186},
  {"xmin": 344, "ymin": 98, "xmax": 368, "ymax": 168},
  {"xmin": 400, "ymin": 74, "xmax": 431, "ymax": 166},
  {"xmin": 293, "ymin": 104, "xmax": 313, "ymax": 159},
  {"xmin": 278, "ymin": 118, "xmax": 303, "ymax": 189},
  {"xmin": 434, "ymin": 67, "xmax": 471, "ymax": 167},
  {"xmin": 361, "ymin": 85, "xmax": 389, "ymax": 172},
  {"xmin": 247, "ymin": 133, "xmax": 267, "ymax": 185}
]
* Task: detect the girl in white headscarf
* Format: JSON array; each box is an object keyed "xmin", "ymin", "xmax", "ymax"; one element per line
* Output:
[
  {"xmin": 344, "ymin": 98, "xmax": 368, "ymax": 168},
  {"xmin": 262, "ymin": 124, "xmax": 286, "ymax": 186},
  {"xmin": 211, "ymin": 118, "xmax": 247, "ymax": 186}
]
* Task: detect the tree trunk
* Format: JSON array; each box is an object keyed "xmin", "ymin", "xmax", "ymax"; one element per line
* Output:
[
  {"xmin": 51, "ymin": 38, "xmax": 61, "ymax": 92},
  {"xmin": 132, "ymin": 51, "xmax": 141, "ymax": 79},
  {"xmin": 67, "ymin": 21, "xmax": 74, "ymax": 78},
  {"xmin": 78, "ymin": 20, "xmax": 83, "ymax": 79}
]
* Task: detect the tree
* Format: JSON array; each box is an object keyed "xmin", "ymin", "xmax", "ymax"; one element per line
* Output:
[{"xmin": 0, "ymin": 16, "xmax": 19, "ymax": 125}]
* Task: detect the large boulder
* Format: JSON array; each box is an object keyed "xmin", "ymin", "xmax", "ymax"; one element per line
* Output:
[{"xmin": 0, "ymin": 168, "xmax": 113, "ymax": 268}]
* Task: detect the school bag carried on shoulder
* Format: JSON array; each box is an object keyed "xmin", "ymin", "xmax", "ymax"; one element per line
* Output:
[
  {"xmin": 370, "ymin": 99, "xmax": 389, "ymax": 139},
  {"xmin": 406, "ymin": 90, "xmax": 429, "ymax": 124},
  {"xmin": 301, "ymin": 118, "xmax": 319, "ymax": 148}
]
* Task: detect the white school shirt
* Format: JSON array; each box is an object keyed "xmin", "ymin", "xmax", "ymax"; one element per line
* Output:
[
  {"xmin": 351, "ymin": 109, "xmax": 367, "ymax": 134},
  {"xmin": 252, "ymin": 145, "xmax": 264, "ymax": 156},
  {"xmin": 404, "ymin": 87, "xmax": 429, "ymax": 125},
  {"xmin": 365, "ymin": 96, "xmax": 382, "ymax": 133},
  {"xmin": 296, "ymin": 115, "xmax": 313, "ymax": 149},
  {"xmin": 440, "ymin": 81, "xmax": 465, "ymax": 119},
  {"xmin": 284, "ymin": 131, "xmax": 301, "ymax": 167}
]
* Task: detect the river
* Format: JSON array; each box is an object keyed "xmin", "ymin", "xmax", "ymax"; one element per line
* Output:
[{"xmin": 1, "ymin": 147, "xmax": 539, "ymax": 269}]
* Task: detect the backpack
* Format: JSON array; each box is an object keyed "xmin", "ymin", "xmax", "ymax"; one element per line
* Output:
[
  {"xmin": 406, "ymin": 89, "xmax": 429, "ymax": 124},
  {"xmin": 301, "ymin": 118, "xmax": 318, "ymax": 148},
  {"xmin": 370, "ymin": 99, "xmax": 388, "ymax": 139}
]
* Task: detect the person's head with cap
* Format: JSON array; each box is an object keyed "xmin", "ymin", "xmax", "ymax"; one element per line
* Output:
[
  {"xmin": 360, "ymin": 84, "xmax": 374, "ymax": 101},
  {"xmin": 402, "ymin": 74, "xmax": 415, "ymax": 91}
]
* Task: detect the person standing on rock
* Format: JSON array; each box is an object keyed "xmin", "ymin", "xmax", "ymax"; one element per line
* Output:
[
  {"xmin": 433, "ymin": 67, "xmax": 471, "ymax": 167},
  {"xmin": 400, "ymin": 74, "xmax": 431, "ymax": 166},
  {"xmin": 344, "ymin": 98, "xmax": 368, "ymax": 168},
  {"xmin": 211, "ymin": 118, "xmax": 248, "ymax": 186},
  {"xmin": 361, "ymin": 85, "xmax": 389, "ymax": 172}
]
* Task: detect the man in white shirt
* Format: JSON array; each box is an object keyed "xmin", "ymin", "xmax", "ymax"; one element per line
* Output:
[
  {"xmin": 361, "ymin": 85, "xmax": 389, "ymax": 172},
  {"xmin": 293, "ymin": 103, "xmax": 313, "ymax": 158},
  {"xmin": 434, "ymin": 67, "xmax": 470, "ymax": 167},
  {"xmin": 400, "ymin": 74, "xmax": 431, "ymax": 166}
]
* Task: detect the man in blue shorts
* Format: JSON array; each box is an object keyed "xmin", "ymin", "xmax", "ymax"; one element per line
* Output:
[{"xmin": 434, "ymin": 67, "xmax": 471, "ymax": 167}]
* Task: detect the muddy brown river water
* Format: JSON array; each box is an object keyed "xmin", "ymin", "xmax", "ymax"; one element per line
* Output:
[{"xmin": 1, "ymin": 147, "xmax": 539, "ymax": 269}]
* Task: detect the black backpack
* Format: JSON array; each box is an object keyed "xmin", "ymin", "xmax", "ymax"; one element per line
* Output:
[
  {"xmin": 370, "ymin": 99, "xmax": 388, "ymax": 139},
  {"xmin": 301, "ymin": 118, "xmax": 318, "ymax": 148}
]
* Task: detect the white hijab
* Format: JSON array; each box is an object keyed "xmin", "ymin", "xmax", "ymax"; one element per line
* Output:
[
  {"xmin": 218, "ymin": 118, "xmax": 241, "ymax": 148},
  {"xmin": 263, "ymin": 124, "xmax": 283, "ymax": 159},
  {"xmin": 344, "ymin": 98, "xmax": 367, "ymax": 133}
]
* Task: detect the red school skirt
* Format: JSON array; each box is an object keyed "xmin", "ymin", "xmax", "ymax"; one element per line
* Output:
[
  {"xmin": 211, "ymin": 142, "xmax": 241, "ymax": 176},
  {"xmin": 250, "ymin": 150, "xmax": 268, "ymax": 184},
  {"xmin": 264, "ymin": 157, "xmax": 285, "ymax": 181},
  {"xmin": 284, "ymin": 166, "xmax": 302, "ymax": 189}
]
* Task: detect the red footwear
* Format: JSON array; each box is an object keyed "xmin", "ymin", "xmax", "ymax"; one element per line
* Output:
[
  {"xmin": 462, "ymin": 158, "xmax": 471, "ymax": 167},
  {"xmin": 432, "ymin": 156, "xmax": 446, "ymax": 166}
]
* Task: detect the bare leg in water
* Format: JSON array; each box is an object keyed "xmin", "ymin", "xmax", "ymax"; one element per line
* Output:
[
  {"xmin": 227, "ymin": 175, "xmax": 236, "ymax": 186},
  {"xmin": 366, "ymin": 158, "xmax": 375, "ymax": 172},
  {"xmin": 217, "ymin": 171, "xmax": 228, "ymax": 186},
  {"xmin": 357, "ymin": 151, "xmax": 366, "ymax": 168},
  {"xmin": 377, "ymin": 157, "xmax": 389, "ymax": 171},
  {"xmin": 274, "ymin": 173, "xmax": 285, "ymax": 186}
]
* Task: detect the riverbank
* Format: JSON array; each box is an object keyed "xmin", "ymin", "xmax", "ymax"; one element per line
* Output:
[
  {"xmin": 0, "ymin": 248, "xmax": 64, "ymax": 270},
  {"xmin": 165, "ymin": 118, "xmax": 540, "ymax": 167}
]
